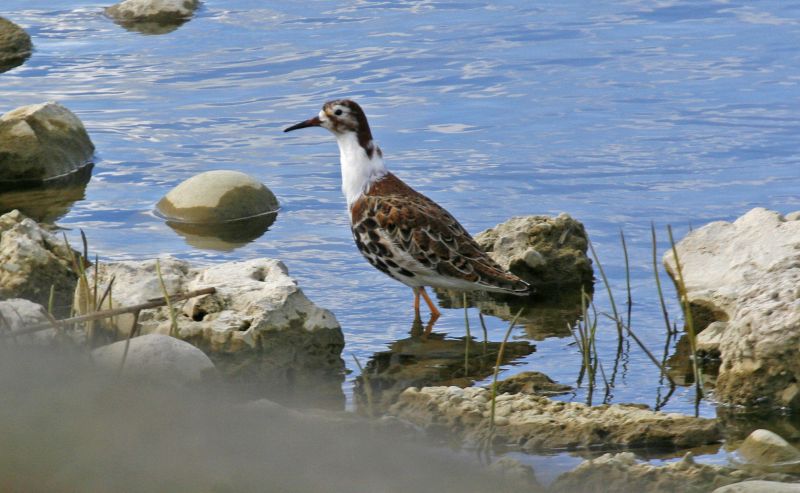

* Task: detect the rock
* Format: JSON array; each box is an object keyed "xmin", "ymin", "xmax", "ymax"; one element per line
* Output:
[
  {"xmin": 550, "ymin": 452, "xmax": 790, "ymax": 493},
  {"xmin": 80, "ymin": 257, "xmax": 345, "ymax": 406},
  {"xmin": 491, "ymin": 371, "xmax": 572, "ymax": 396},
  {"xmin": 157, "ymin": 170, "xmax": 279, "ymax": 224},
  {"xmin": 0, "ymin": 102, "xmax": 95, "ymax": 188},
  {"xmin": 473, "ymin": 213, "xmax": 593, "ymax": 294},
  {"xmin": 389, "ymin": 386, "xmax": 721, "ymax": 451},
  {"xmin": 696, "ymin": 321, "xmax": 728, "ymax": 353},
  {"xmin": 157, "ymin": 170, "xmax": 278, "ymax": 251},
  {"xmin": 0, "ymin": 17, "xmax": 32, "ymax": 73},
  {"xmin": 0, "ymin": 298, "xmax": 67, "ymax": 345},
  {"xmin": 92, "ymin": 334, "xmax": 217, "ymax": 385},
  {"xmin": 713, "ymin": 480, "xmax": 800, "ymax": 493},
  {"xmin": 663, "ymin": 208, "xmax": 800, "ymax": 409},
  {"xmin": 736, "ymin": 429, "xmax": 800, "ymax": 473},
  {"xmin": 0, "ymin": 210, "xmax": 78, "ymax": 315},
  {"xmin": 105, "ymin": 0, "xmax": 200, "ymax": 34},
  {"xmin": 354, "ymin": 330, "xmax": 534, "ymax": 414},
  {"xmin": 489, "ymin": 457, "xmax": 540, "ymax": 488}
]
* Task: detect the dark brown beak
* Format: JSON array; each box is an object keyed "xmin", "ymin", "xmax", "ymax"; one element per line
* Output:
[{"xmin": 284, "ymin": 116, "xmax": 321, "ymax": 132}]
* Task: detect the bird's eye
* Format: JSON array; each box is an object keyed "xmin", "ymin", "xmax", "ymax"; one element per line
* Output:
[{"xmin": 334, "ymin": 109, "xmax": 343, "ymax": 116}]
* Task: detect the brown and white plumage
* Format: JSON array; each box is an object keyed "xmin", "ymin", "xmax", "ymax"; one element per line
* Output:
[{"xmin": 285, "ymin": 99, "xmax": 530, "ymax": 322}]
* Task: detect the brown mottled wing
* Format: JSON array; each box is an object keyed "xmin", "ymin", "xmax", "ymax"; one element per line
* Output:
[{"xmin": 356, "ymin": 191, "xmax": 530, "ymax": 294}]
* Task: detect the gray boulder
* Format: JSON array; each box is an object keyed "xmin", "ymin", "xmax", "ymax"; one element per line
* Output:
[
  {"xmin": 0, "ymin": 210, "xmax": 78, "ymax": 314},
  {"xmin": 92, "ymin": 334, "xmax": 217, "ymax": 386},
  {"xmin": 736, "ymin": 429, "xmax": 800, "ymax": 473},
  {"xmin": 663, "ymin": 208, "xmax": 800, "ymax": 409},
  {"xmin": 474, "ymin": 213, "xmax": 593, "ymax": 294},
  {"xmin": 0, "ymin": 102, "xmax": 94, "ymax": 188},
  {"xmin": 106, "ymin": 0, "xmax": 199, "ymax": 34},
  {"xmin": 0, "ymin": 17, "xmax": 32, "ymax": 73}
]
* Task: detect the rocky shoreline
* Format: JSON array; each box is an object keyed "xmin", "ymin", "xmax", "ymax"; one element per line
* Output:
[{"xmin": 3, "ymin": 203, "xmax": 800, "ymax": 490}]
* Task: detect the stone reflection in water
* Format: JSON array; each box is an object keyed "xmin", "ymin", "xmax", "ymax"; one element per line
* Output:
[
  {"xmin": 0, "ymin": 164, "xmax": 92, "ymax": 223},
  {"xmin": 164, "ymin": 211, "xmax": 277, "ymax": 251},
  {"xmin": 354, "ymin": 318, "xmax": 535, "ymax": 415},
  {"xmin": 435, "ymin": 288, "xmax": 588, "ymax": 341}
]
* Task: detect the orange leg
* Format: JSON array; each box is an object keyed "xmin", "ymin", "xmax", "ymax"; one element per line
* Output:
[
  {"xmin": 413, "ymin": 288, "xmax": 422, "ymax": 321},
  {"xmin": 418, "ymin": 287, "xmax": 440, "ymax": 336}
]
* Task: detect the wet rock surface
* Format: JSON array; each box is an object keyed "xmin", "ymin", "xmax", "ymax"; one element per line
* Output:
[
  {"xmin": 550, "ymin": 452, "xmax": 791, "ymax": 493},
  {"xmin": 106, "ymin": 0, "xmax": 200, "ymax": 34},
  {"xmin": 354, "ymin": 329, "xmax": 534, "ymax": 414},
  {"xmin": 389, "ymin": 386, "xmax": 721, "ymax": 452},
  {"xmin": 80, "ymin": 256, "xmax": 345, "ymax": 406},
  {"xmin": 0, "ymin": 210, "xmax": 78, "ymax": 314},
  {"xmin": 736, "ymin": 429, "xmax": 800, "ymax": 473},
  {"xmin": 473, "ymin": 213, "xmax": 593, "ymax": 295},
  {"xmin": 0, "ymin": 17, "xmax": 32, "ymax": 73},
  {"xmin": 491, "ymin": 371, "xmax": 572, "ymax": 396},
  {"xmin": 0, "ymin": 102, "xmax": 94, "ymax": 188},
  {"xmin": 92, "ymin": 334, "xmax": 218, "ymax": 386},
  {"xmin": 663, "ymin": 208, "xmax": 800, "ymax": 409},
  {"xmin": 157, "ymin": 170, "xmax": 278, "ymax": 251}
]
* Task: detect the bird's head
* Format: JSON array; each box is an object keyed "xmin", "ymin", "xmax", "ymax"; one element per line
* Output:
[{"xmin": 284, "ymin": 99, "xmax": 372, "ymax": 139}]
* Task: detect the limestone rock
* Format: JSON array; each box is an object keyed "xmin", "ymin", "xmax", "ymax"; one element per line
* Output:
[
  {"xmin": 473, "ymin": 213, "xmax": 593, "ymax": 294},
  {"xmin": 106, "ymin": 0, "xmax": 199, "ymax": 34},
  {"xmin": 0, "ymin": 102, "xmax": 94, "ymax": 187},
  {"xmin": 737, "ymin": 429, "xmax": 800, "ymax": 473},
  {"xmin": 663, "ymin": 208, "xmax": 800, "ymax": 409},
  {"xmin": 389, "ymin": 386, "xmax": 720, "ymax": 451},
  {"xmin": 0, "ymin": 298, "xmax": 62, "ymax": 345},
  {"xmin": 80, "ymin": 257, "xmax": 345, "ymax": 403},
  {"xmin": 713, "ymin": 480, "xmax": 800, "ymax": 493},
  {"xmin": 0, "ymin": 17, "xmax": 32, "ymax": 73},
  {"xmin": 92, "ymin": 334, "xmax": 217, "ymax": 385},
  {"xmin": 551, "ymin": 452, "xmax": 788, "ymax": 493},
  {"xmin": 0, "ymin": 210, "xmax": 78, "ymax": 314}
]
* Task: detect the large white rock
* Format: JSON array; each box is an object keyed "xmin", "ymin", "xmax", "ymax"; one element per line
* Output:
[
  {"xmin": 0, "ymin": 210, "xmax": 78, "ymax": 313},
  {"xmin": 79, "ymin": 257, "xmax": 345, "ymax": 398},
  {"xmin": 0, "ymin": 102, "xmax": 94, "ymax": 186},
  {"xmin": 663, "ymin": 208, "xmax": 800, "ymax": 408},
  {"xmin": 92, "ymin": 333, "xmax": 217, "ymax": 385},
  {"xmin": 0, "ymin": 17, "xmax": 32, "ymax": 73}
]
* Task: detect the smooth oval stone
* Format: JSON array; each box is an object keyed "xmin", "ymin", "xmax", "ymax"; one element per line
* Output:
[
  {"xmin": 156, "ymin": 170, "xmax": 279, "ymax": 224},
  {"xmin": 0, "ymin": 17, "xmax": 32, "ymax": 73}
]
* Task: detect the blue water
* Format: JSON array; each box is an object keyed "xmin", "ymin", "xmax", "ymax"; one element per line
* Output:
[{"xmin": 2, "ymin": 0, "xmax": 800, "ymax": 446}]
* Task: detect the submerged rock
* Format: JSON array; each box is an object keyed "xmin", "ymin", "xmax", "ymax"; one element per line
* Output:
[
  {"xmin": 0, "ymin": 102, "xmax": 94, "ymax": 188},
  {"xmin": 389, "ymin": 386, "xmax": 721, "ymax": 451},
  {"xmin": 92, "ymin": 334, "xmax": 217, "ymax": 386},
  {"xmin": 0, "ymin": 210, "xmax": 78, "ymax": 314},
  {"xmin": 79, "ymin": 257, "xmax": 345, "ymax": 406},
  {"xmin": 491, "ymin": 371, "xmax": 572, "ymax": 396},
  {"xmin": 106, "ymin": 0, "xmax": 200, "ymax": 35},
  {"xmin": 157, "ymin": 170, "xmax": 278, "ymax": 250},
  {"xmin": 736, "ymin": 429, "xmax": 800, "ymax": 473},
  {"xmin": 157, "ymin": 170, "xmax": 278, "ymax": 224},
  {"xmin": 663, "ymin": 208, "xmax": 800, "ymax": 409},
  {"xmin": 474, "ymin": 213, "xmax": 593, "ymax": 295},
  {"xmin": 550, "ymin": 452, "xmax": 790, "ymax": 493},
  {"xmin": 0, "ymin": 17, "xmax": 32, "ymax": 73},
  {"xmin": 354, "ymin": 329, "xmax": 534, "ymax": 415}
]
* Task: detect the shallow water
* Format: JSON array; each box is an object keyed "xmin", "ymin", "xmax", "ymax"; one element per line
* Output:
[{"xmin": 2, "ymin": 0, "xmax": 800, "ymax": 464}]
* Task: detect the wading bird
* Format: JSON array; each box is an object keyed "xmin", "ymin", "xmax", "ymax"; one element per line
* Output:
[{"xmin": 285, "ymin": 100, "xmax": 529, "ymax": 331}]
